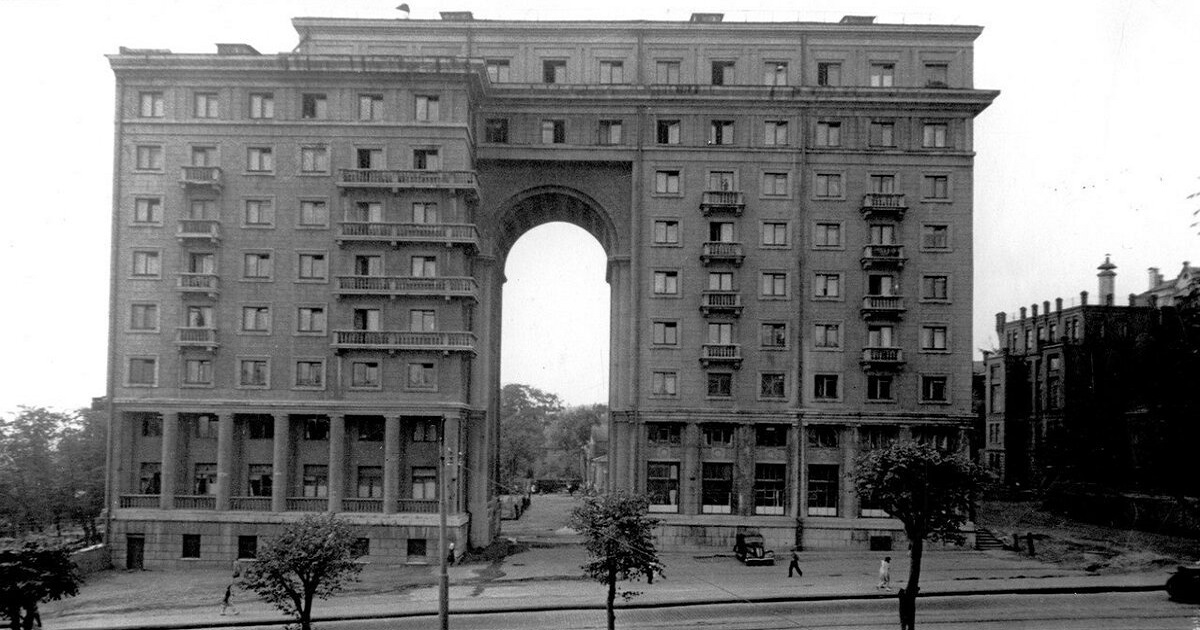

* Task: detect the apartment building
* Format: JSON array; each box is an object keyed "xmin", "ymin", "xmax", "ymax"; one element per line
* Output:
[{"xmin": 107, "ymin": 12, "xmax": 997, "ymax": 567}]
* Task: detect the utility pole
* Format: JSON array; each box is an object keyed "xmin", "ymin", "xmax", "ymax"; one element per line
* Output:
[{"xmin": 438, "ymin": 423, "xmax": 450, "ymax": 630}]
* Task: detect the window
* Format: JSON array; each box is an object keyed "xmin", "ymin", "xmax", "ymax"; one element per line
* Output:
[
  {"xmin": 817, "ymin": 62, "xmax": 842, "ymax": 86},
  {"xmin": 598, "ymin": 120, "xmax": 622, "ymax": 145},
  {"xmin": 656, "ymin": 120, "xmax": 680, "ymax": 145},
  {"xmin": 301, "ymin": 93, "xmax": 327, "ymax": 119},
  {"xmin": 707, "ymin": 372, "xmax": 733, "ymax": 398},
  {"xmin": 542, "ymin": 59, "xmax": 567, "ymax": 83},
  {"xmin": 647, "ymin": 462, "xmax": 680, "ymax": 512},
  {"xmin": 241, "ymin": 306, "xmax": 270, "ymax": 332},
  {"xmin": 130, "ymin": 303, "xmax": 158, "ymax": 331},
  {"xmin": 762, "ymin": 172, "xmax": 789, "ymax": 196},
  {"xmin": 415, "ymin": 95, "xmax": 439, "ymax": 121},
  {"xmin": 135, "ymin": 145, "xmax": 163, "ymax": 170},
  {"xmin": 242, "ymin": 252, "xmax": 272, "ymax": 280},
  {"xmin": 412, "ymin": 419, "xmax": 439, "ymax": 442},
  {"xmin": 655, "ymin": 170, "xmax": 680, "ymax": 194},
  {"xmin": 653, "ymin": 271, "xmax": 678, "ymax": 295},
  {"xmin": 297, "ymin": 307, "xmax": 326, "ymax": 334},
  {"xmin": 709, "ymin": 120, "xmax": 734, "ymax": 145},
  {"xmin": 709, "ymin": 272, "xmax": 733, "ymax": 291},
  {"xmin": 922, "ymin": 224, "xmax": 949, "ymax": 249},
  {"xmin": 653, "ymin": 220, "xmax": 679, "ymax": 245},
  {"xmin": 131, "ymin": 250, "xmax": 160, "ymax": 277},
  {"xmin": 652, "ymin": 321, "xmax": 678, "ymax": 346},
  {"xmin": 190, "ymin": 145, "xmax": 217, "ymax": 167},
  {"xmin": 709, "ymin": 221, "xmax": 734, "ymax": 243},
  {"xmin": 184, "ymin": 359, "xmax": 212, "ymax": 386},
  {"xmin": 922, "ymin": 275, "xmax": 949, "ymax": 301},
  {"xmin": 139, "ymin": 92, "xmax": 164, "ymax": 117},
  {"xmin": 708, "ymin": 171, "xmax": 736, "ymax": 192},
  {"xmin": 655, "ymin": 60, "xmax": 680, "ymax": 84},
  {"xmin": 647, "ymin": 423, "xmax": 682, "ymax": 445},
  {"xmin": 485, "ymin": 59, "xmax": 510, "ymax": 83},
  {"xmin": 868, "ymin": 324, "xmax": 895, "ymax": 348},
  {"xmin": 541, "ymin": 119, "xmax": 566, "ymax": 144},
  {"xmin": 139, "ymin": 462, "xmax": 161, "ymax": 493},
  {"xmin": 868, "ymin": 273, "xmax": 897, "ymax": 296},
  {"xmin": 599, "ymin": 60, "xmax": 624, "ymax": 84},
  {"xmin": 761, "ymin": 272, "xmax": 787, "ymax": 298},
  {"xmin": 870, "ymin": 174, "xmax": 896, "ymax": 194},
  {"xmin": 806, "ymin": 426, "xmax": 839, "ymax": 448},
  {"xmin": 761, "ymin": 222, "xmax": 787, "ymax": 247},
  {"xmin": 760, "ymin": 373, "xmax": 786, "ymax": 399},
  {"xmin": 239, "ymin": 359, "xmax": 269, "ymax": 388},
  {"xmin": 701, "ymin": 463, "xmax": 734, "ymax": 514},
  {"xmin": 814, "ymin": 273, "xmax": 841, "ymax": 299},
  {"xmin": 352, "ymin": 255, "xmax": 382, "ymax": 278},
  {"xmin": 484, "ymin": 118, "xmax": 509, "ymax": 143},
  {"xmin": 816, "ymin": 121, "xmax": 841, "ymax": 147},
  {"xmin": 923, "ymin": 175, "xmax": 949, "ymax": 200},
  {"xmin": 300, "ymin": 200, "xmax": 329, "ymax": 227},
  {"xmin": 352, "ymin": 536, "xmax": 371, "ymax": 558},
  {"xmin": 407, "ymin": 362, "xmax": 436, "ymax": 389},
  {"xmin": 407, "ymin": 539, "xmax": 428, "ymax": 557},
  {"xmin": 813, "ymin": 222, "xmax": 842, "ymax": 248},
  {"xmin": 807, "ymin": 464, "xmax": 839, "ymax": 516},
  {"xmin": 351, "ymin": 361, "xmax": 380, "ymax": 388},
  {"xmin": 861, "ymin": 427, "xmax": 897, "ymax": 451},
  {"xmin": 353, "ymin": 93, "xmax": 381, "ymax": 120},
  {"xmin": 814, "ymin": 323, "xmax": 841, "ymax": 349},
  {"xmin": 188, "ymin": 199, "xmax": 216, "ymax": 220},
  {"xmin": 352, "ymin": 308, "xmax": 381, "ymax": 331},
  {"xmin": 247, "ymin": 464, "xmax": 272, "ymax": 497},
  {"xmin": 357, "ymin": 467, "xmax": 383, "ymax": 499},
  {"xmin": 247, "ymin": 417, "xmax": 273, "ymax": 440},
  {"xmin": 761, "ymin": 323, "xmax": 787, "ymax": 348},
  {"xmin": 651, "ymin": 371, "xmax": 677, "ymax": 396},
  {"xmin": 411, "ymin": 256, "xmax": 437, "ymax": 277},
  {"xmin": 813, "ymin": 374, "xmax": 839, "ymax": 400},
  {"xmin": 246, "ymin": 147, "xmax": 274, "ymax": 173},
  {"xmin": 869, "ymin": 121, "xmax": 895, "ymax": 147},
  {"xmin": 754, "ymin": 463, "xmax": 786, "ymax": 515},
  {"xmin": 814, "ymin": 173, "xmax": 843, "ymax": 198},
  {"xmin": 133, "ymin": 197, "xmax": 162, "ymax": 224},
  {"xmin": 764, "ymin": 120, "xmax": 788, "ymax": 145},
  {"xmin": 295, "ymin": 361, "xmax": 324, "ymax": 388},
  {"xmin": 867, "ymin": 374, "xmax": 894, "ymax": 401},
  {"xmin": 923, "ymin": 123, "xmax": 949, "ymax": 148},
  {"xmin": 297, "ymin": 253, "xmax": 327, "ymax": 281},
  {"xmin": 349, "ymin": 201, "xmax": 383, "ymax": 223},
  {"xmin": 869, "ymin": 224, "xmax": 896, "ymax": 246},
  {"xmin": 870, "ymin": 63, "xmax": 895, "ymax": 87},
  {"xmin": 193, "ymin": 463, "xmax": 217, "ymax": 495},
  {"xmin": 921, "ymin": 376, "xmax": 949, "ymax": 402},
  {"xmin": 187, "ymin": 252, "xmax": 213, "ymax": 274},
  {"xmin": 412, "ymin": 202, "xmax": 438, "ymax": 224},
  {"xmin": 413, "ymin": 148, "xmax": 439, "ymax": 170},
  {"xmin": 711, "ymin": 61, "xmax": 735, "ymax": 85},
  {"xmin": 300, "ymin": 146, "xmax": 328, "ymax": 174},
  {"xmin": 764, "ymin": 62, "xmax": 787, "ymax": 86},
  {"xmin": 356, "ymin": 148, "xmax": 383, "ymax": 169},
  {"xmin": 302, "ymin": 465, "xmax": 328, "ymax": 498},
  {"xmin": 182, "ymin": 534, "xmax": 201, "ymax": 559},
  {"xmin": 755, "ymin": 425, "xmax": 787, "ymax": 447},
  {"xmin": 194, "ymin": 92, "xmax": 219, "ymax": 118},
  {"xmin": 302, "ymin": 417, "xmax": 329, "ymax": 441},
  {"xmin": 238, "ymin": 536, "xmax": 258, "ymax": 560},
  {"xmin": 358, "ymin": 418, "xmax": 384, "ymax": 442},
  {"xmin": 925, "ymin": 63, "xmax": 949, "ymax": 87},
  {"xmin": 702, "ymin": 425, "xmax": 734, "ymax": 447},
  {"xmin": 921, "ymin": 325, "xmax": 949, "ymax": 351},
  {"xmin": 249, "ymin": 93, "xmax": 274, "ymax": 119},
  {"xmin": 412, "ymin": 467, "xmax": 437, "ymax": 500},
  {"xmin": 707, "ymin": 322, "xmax": 732, "ymax": 345}
]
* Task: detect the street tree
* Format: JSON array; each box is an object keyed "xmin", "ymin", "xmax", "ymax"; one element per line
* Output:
[
  {"xmin": 570, "ymin": 490, "xmax": 663, "ymax": 630},
  {"xmin": 53, "ymin": 407, "xmax": 107, "ymax": 542},
  {"xmin": 854, "ymin": 441, "xmax": 991, "ymax": 628},
  {"xmin": 542, "ymin": 404, "xmax": 606, "ymax": 480},
  {"xmin": 0, "ymin": 542, "xmax": 82, "ymax": 630},
  {"xmin": 0, "ymin": 407, "xmax": 69, "ymax": 536},
  {"xmin": 499, "ymin": 384, "xmax": 563, "ymax": 491},
  {"xmin": 240, "ymin": 514, "xmax": 363, "ymax": 630}
]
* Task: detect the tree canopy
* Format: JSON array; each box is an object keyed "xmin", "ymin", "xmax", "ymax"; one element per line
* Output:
[
  {"xmin": 498, "ymin": 384, "xmax": 606, "ymax": 490},
  {"xmin": 570, "ymin": 490, "xmax": 662, "ymax": 630},
  {"xmin": 0, "ymin": 542, "xmax": 82, "ymax": 630}
]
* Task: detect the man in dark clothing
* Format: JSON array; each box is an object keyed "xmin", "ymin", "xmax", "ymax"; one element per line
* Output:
[
  {"xmin": 898, "ymin": 587, "xmax": 916, "ymax": 630},
  {"xmin": 787, "ymin": 549, "xmax": 803, "ymax": 577}
]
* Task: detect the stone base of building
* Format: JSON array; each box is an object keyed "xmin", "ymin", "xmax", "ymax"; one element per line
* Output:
[{"xmin": 652, "ymin": 515, "xmax": 976, "ymax": 552}]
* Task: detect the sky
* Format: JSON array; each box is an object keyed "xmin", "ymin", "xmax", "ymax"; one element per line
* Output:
[{"xmin": 0, "ymin": 0, "xmax": 1197, "ymax": 414}]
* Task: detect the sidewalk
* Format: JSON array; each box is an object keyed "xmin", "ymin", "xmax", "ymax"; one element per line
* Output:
[{"xmin": 43, "ymin": 495, "xmax": 1175, "ymax": 629}]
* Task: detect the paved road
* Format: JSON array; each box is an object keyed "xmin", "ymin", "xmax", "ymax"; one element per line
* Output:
[{"xmin": 193, "ymin": 592, "xmax": 1199, "ymax": 630}]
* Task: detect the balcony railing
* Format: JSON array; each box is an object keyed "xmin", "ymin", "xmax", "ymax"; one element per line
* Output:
[
  {"xmin": 700, "ymin": 291, "xmax": 743, "ymax": 317},
  {"xmin": 860, "ymin": 193, "xmax": 907, "ymax": 220},
  {"xmin": 861, "ymin": 244, "xmax": 907, "ymax": 269},
  {"xmin": 179, "ymin": 166, "xmax": 222, "ymax": 189},
  {"xmin": 861, "ymin": 347, "xmax": 906, "ymax": 368},
  {"xmin": 118, "ymin": 494, "xmax": 159, "ymax": 508},
  {"xmin": 177, "ymin": 219, "xmax": 220, "ymax": 243},
  {"xmin": 176, "ymin": 327, "xmax": 218, "ymax": 350},
  {"xmin": 332, "ymin": 330, "xmax": 476, "ymax": 353},
  {"xmin": 336, "ymin": 222, "xmax": 479, "ymax": 248},
  {"xmin": 700, "ymin": 343, "xmax": 743, "ymax": 368},
  {"xmin": 176, "ymin": 273, "xmax": 219, "ymax": 296},
  {"xmin": 343, "ymin": 498, "xmax": 384, "ymax": 513},
  {"xmin": 700, "ymin": 241, "xmax": 744, "ymax": 266},
  {"xmin": 335, "ymin": 276, "xmax": 478, "ymax": 300},
  {"xmin": 230, "ymin": 497, "xmax": 271, "ymax": 511},
  {"xmin": 398, "ymin": 499, "xmax": 438, "ymax": 513},
  {"xmin": 861, "ymin": 295, "xmax": 907, "ymax": 319},
  {"xmin": 337, "ymin": 169, "xmax": 479, "ymax": 197},
  {"xmin": 699, "ymin": 190, "xmax": 745, "ymax": 216},
  {"xmin": 174, "ymin": 495, "xmax": 216, "ymax": 510},
  {"xmin": 286, "ymin": 497, "xmax": 328, "ymax": 512}
]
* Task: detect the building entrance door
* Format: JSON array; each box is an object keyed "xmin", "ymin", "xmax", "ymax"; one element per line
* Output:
[{"xmin": 126, "ymin": 535, "xmax": 144, "ymax": 570}]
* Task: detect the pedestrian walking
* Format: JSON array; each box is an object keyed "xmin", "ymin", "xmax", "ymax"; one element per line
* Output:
[
  {"xmin": 787, "ymin": 549, "xmax": 803, "ymax": 577},
  {"xmin": 878, "ymin": 556, "xmax": 892, "ymax": 590},
  {"xmin": 447, "ymin": 542, "xmax": 456, "ymax": 566},
  {"xmin": 220, "ymin": 583, "xmax": 239, "ymax": 616}
]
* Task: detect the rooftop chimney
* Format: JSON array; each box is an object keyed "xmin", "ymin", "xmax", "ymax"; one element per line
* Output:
[
  {"xmin": 439, "ymin": 11, "xmax": 474, "ymax": 20},
  {"xmin": 1097, "ymin": 254, "xmax": 1116, "ymax": 306},
  {"xmin": 216, "ymin": 43, "xmax": 260, "ymax": 56},
  {"xmin": 1148, "ymin": 267, "xmax": 1162, "ymax": 290},
  {"xmin": 690, "ymin": 13, "xmax": 724, "ymax": 22},
  {"xmin": 840, "ymin": 15, "xmax": 876, "ymax": 24}
]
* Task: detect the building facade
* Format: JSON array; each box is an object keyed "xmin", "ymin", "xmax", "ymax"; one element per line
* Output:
[{"xmin": 107, "ymin": 13, "xmax": 997, "ymax": 567}]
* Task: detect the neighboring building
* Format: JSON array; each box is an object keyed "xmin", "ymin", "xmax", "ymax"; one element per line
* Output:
[
  {"xmin": 1136, "ymin": 262, "xmax": 1199, "ymax": 307},
  {"xmin": 107, "ymin": 12, "xmax": 997, "ymax": 567}
]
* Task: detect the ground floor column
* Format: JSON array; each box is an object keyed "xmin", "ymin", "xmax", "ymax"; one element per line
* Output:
[
  {"xmin": 788, "ymin": 422, "xmax": 801, "ymax": 520},
  {"xmin": 328, "ymin": 414, "xmax": 345, "ymax": 513},
  {"xmin": 383, "ymin": 415, "xmax": 401, "ymax": 514},
  {"xmin": 215, "ymin": 413, "xmax": 233, "ymax": 511},
  {"xmin": 159, "ymin": 412, "xmax": 178, "ymax": 510},
  {"xmin": 841, "ymin": 425, "xmax": 859, "ymax": 519},
  {"xmin": 445, "ymin": 414, "xmax": 462, "ymax": 513},
  {"xmin": 682, "ymin": 422, "xmax": 700, "ymax": 515},
  {"xmin": 271, "ymin": 414, "xmax": 288, "ymax": 512}
]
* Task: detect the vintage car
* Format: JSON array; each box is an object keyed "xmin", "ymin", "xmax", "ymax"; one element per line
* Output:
[
  {"xmin": 1167, "ymin": 565, "xmax": 1200, "ymax": 603},
  {"xmin": 733, "ymin": 532, "xmax": 775, "ymax": 566}
]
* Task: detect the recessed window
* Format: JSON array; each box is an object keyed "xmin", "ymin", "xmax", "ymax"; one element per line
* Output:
[
  {"xmin": 598, "ymin": 120, "xmax": 622, "ymax": 145},
  {"xmin": 183, "ymin": 359, "xmax": 213, "ymax": 386},
  {"xmin": 297, "ymin": 253, "xmax": 327, "ymax": 281},
  {"xmin": 247, "ymin": 147, "xmax": 274, "ymax": 172},
  {"xmin": 702, "ymin": 424, "xmax": 734, "ymax": 447},
  {"xmin": 194, "ymin": 92, "xmax": 219, "ymax": 118},
  {"xmin": 814, "ymin": 273, "xmax": 841, "ymax": 299},
  {"xmin": 653, "ymin": 271, "xmax": 679, "ymax": 295},
  {"xmin": 357, "ymin": 467, "xmax": 383, "ymax": 498},
  {"xmin": 814, "ymin": 222, "xmax": 842, "ymax": 248},
  {"xmin": 129, "ymin": 303, "xmax": 158, "ymax": 331},
  {"xmin": 816, "ymin": 121, "xmax": 841, "ymax": 147},
  {"xmin": 764, "ymin": 120, "xmax": 788, "ymax": 146},
  {"xmin": 925, "ymin": 63, "xmax": 949, "ymax": 87},
  {"xmin": 413, "ymin": 148, "xmax": 439, "ymax": 170},
  {"xmin": 243, "ymin": 252, "xmax": 272, "ymax": 280},
  {"xmin": 542, "ymin": 60, "xmax": 567, "ymax": 83},
  {"xmin": 238, "ymin": 536, "xmax": 258, "ymax": 560},
  {"xmin": 193, "ymin": 462, "xmax": 217, "ymax": 493},
  {"xmin": 412, "ymin": 202, "xmax": 438, "ymax": 224},
  {"xmin": 241, "ymin": 306, "xmax": 270, "ymax": 332},
  {"xmin": 416, "ymin": 95, "xmax": 440, "ymax": 122},
  {"xmin": 409, "ymin": 309, "xmax": 436, "ymax": 332},
  {"xmin": 411, "ymin": 255, "xmax": 437, "ymax": 277},
  {"xmin": 247, "ymin": 464, "xmax": 272, "ymax": 495},
  {"xmin": 760, "ymin": 373, "xmax": 786, "ymax": 399},
  {"xmin": 655, "ymin": 60, "xmax": 681, "ymax": 84},
  {"xmin": 923, "ymin": 122, "xmax": 949, "ymax": 148},
  {"xmin": 807, "ymin": 465, "xmax": 839, "ymax": 516},
  {"xmin": 655, "ymin": 170, "xmax": 681, "ymax": 194},
  {"xmin": 301, "ymin": 93, "xmax": 327, "ymax": 119},
  {"xmin": 139, "ymin": 92, "xmax": 164, "ymax": 118},
  {"xmin": 817, "ymin": 62, "xmax": 841, "ymax": 86},
  {"xmin": 709, "ymin": 120, "xmax": 734, "ymax": 145},
  {"xmin": 708, "ymin": 272, "xmax": 733, "ymax": 291},
  {"xmin": 870, "ymin": 174, "xmax": 897, "ymax": 194},
  {"xmin": 484, "ymin": 119, "xmax": 509, "ymax": 143},
  {"xmin": 239, "ymin": 359, "xmax": 269, "ymax": 388},
  {"xmin": 412, "ymin": 419, "xmax": 439, "ymax": 442},
  {"xmin": 711, "ymin": 61, "xmax": 735, "ymax": 85},
  {"xmin": 406, "ymin": 538, "xmax": 428, "ymax": 558},
  {"xmin": 656, "ymin": 120, "xmax": 680, "ymax": 145},
  {"xmin": 135, "ymin": 145, "xmax": 163, "ymax": 171},
  {"xmin": 599, "ymin": 60, "xmax": 624, "ymax": 84},
  {"xmin": 647, "ymin": 462, "xmax": 680, "ymax": 512},
  {"xmin": 813, "ymin": 374, "xmax": 839, "ymax": 400},
  {"xmin": 923, "ymin": 175, "xmax": 949, "ymax": 199},
  {"xmin": 921, "ymin": 376, "xmax": 949, "ymax": 402},
  {"xmin": 813, "ymin": 323, "xmax": 841, "ymax": 349},
  {"xmin": 764, "ymin": 62, "xmax": 787, "ymax": 86},
  {"xmin": 181, "ymin": 534, "xmax": 201, "ymax": 559},
  {"xmin": 754, "ymin": 463, "xmax": 786, "ymax": 515},
  {"xmin": 248, "ymin": 417, "xmax": 274, "ymax": 440},
  {"xmin": 648, "ymin": 423, "xmax": 682, "ymax": 445},
  {"xmin": 653, "ymin": 220, "xmax": 679, "ymax": 245},
  {"xmin": 349, "ymin": 201, "xmax": 383, "ymax": 223},
  {"xmin": 761, "ymin": 323, "xmax": 787, "ymax": 348},
  {"xmin": 303, "ymin": 418, "xmax": 329, "ymax": 441},
  {"xmin": 761, "ymin": 272, "xmax": 787, "ymax": 298},
  {"xmin": 249, "ymin": 93, "xmax": 274, "ymax": 119},
  {"xmin": 131, "ymin": 250, "xmax": 161, "ymax": 277},
  {"xmin": 869, "ymin": 121, "xmax": 895, "ymax": 147},
  {"xmin": 652, "ymin": 321, "xmax": 678, "ymax": 346},
  {"xmin": 300, "ymin": 200, "xmax": 329, "ymax": 227},
  {"xmin": 297, "ymin": 306, "xmax": 326, "ymax": 334},
  {"xmin": 128, "ymin": 357, "xmax": 157, "ymax": 386},
  {"xmin": 762, "ymin": 172, "xmax": 789, "ymax": 196},
  {"xmin": 351, "ymin": 361, "xmax": 381, "ymax": 388},
  {"xmin": 412, "ymin": 467, "xmax": 437, "ymax": 500},
  {"xmin": 133, "ymin": 197, "xmax": 162, "ymax": 224},
  {"xmin": 652, "ymin": 371, "xmax": 678, "ymax": 396},
  {"xmin": 485, "ymin": 59, "xmax": 510, "ymax": 83},
  {"xmin": 406, "ymin": 361, "xmax": 435, "ymax": 389},
  {"xmin": 541, "ymin": 119, "xmax": 566, "ymax": 144},
  {"xmin": 867, "ymin": 374, "xmax": 894, "ymax": 401},
  {"xmin": 190, "ymin": 145, "xmax": 217, "ymax": 167},
  {"xmin": 707, "ymin": 372, "xmax": 733, "ymax": 398},
  {"xmin": 300, "ymin": 146, "xmax": 328, "ymax": 174},
  {"xmin": 352, "ymin": 308, "xmax": 381, "ymax": 331},
  {"xmin": 869, "ymin": 63, "xmax": 895, "ymax": 88},
  {"xmin": 139, "ymin": 462, "xmax": 161, "ymax": 493},
  {"xmin": 761, "ymin": 222, "xmax": 787, "ymax": 247},
  {"xmin": 922, "ymin": 275, "xmax": 950, "ymax": 301},
  {"xmin": 807, "ymin": 426, "xmax": 840, "ymax": 448},
  {"xmin": 814, "ymin": 173, "xmax": 843, "ymax": 198},
  {"xmin": 921, "ymin": 325, "xmax": 949, "ymax": 351},
  {"xmin": 356, "ymin": 148, "xmax": 383, "ymax": 169},
  {"xmin": 755, "ymin": 425, "xmax": 787, "ymax": 447},
  {"xmin": 358, "ymin": 94, "xmax": 383, "ymax": 121},
  {"xmin": 302, "ymin": 464, "xmax": 328, "ymax": 497}
]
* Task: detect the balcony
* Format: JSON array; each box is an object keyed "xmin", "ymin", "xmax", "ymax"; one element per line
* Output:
[
  {"xmin": 700, "ymin": 241, "xmax": 744, "ymax": 266},
  {"xmin": 118, "ymin": 494, "xmax": 158, "ymax": 509},
  {"xmin": 174, "ymin": 495, "xmax": 215, "ymax": 510},
  {"xmin": 179, "ymin": 166, "xmax": 222, "ymax": 190},
  {"xmin": 176, "ymin": 273, "xmax": 219, "ymax": 297},
  {"xmin": 860, "ymin": 244, "xmax": 906, "ymax": 270},
  {"xmin": 334, "ymin": 276, "xmax": 478, "ymax": 301},
  {"xmin": 342, "ymin": 498, "xmax": 383, "ymax": 513},
  {"xmin": 861, "ymin": 347, "xmax": 906, "ymax": 369},
  {"xmin": 699, "ymin": 190, "xmax": 745, "ymax": 216},
  {"xmin": 176, "ymin": 327, "xmax": 218, "ymax": 351},
  {"xmin": 700, "ymin": 291, "xmax": 743, "ymax": 317},
  {"xmin": 861, "ymin": 295, "xmax": 907, "ymax": 319},
  {"xmin": 398, "ymin": 499, "xmax": 438, "ymax": 513},
  {"xmin": 860, "ymin": 193, "xmax": 907, "ymax": 221},
  {"xmin": 332, "ymin": 330, "xmax": 476, "ymax": 354},
  {"xmin": 177, "ymin": 219, "xmax": 220, "ymax": 244},
  {"xmin": 230, "ymin": 497, "xmax": 271, "ymax": 511},
  {"xmin": 336, "ymin": 222, "xmax": 478, "ymax": 250},
  {"xmin": 286, "ymin": 497, "xmax": 327, "ymax": 512},
  {"xmin": 700, "ymin": 343, "xmax": 743, "ymax": 368},
  {"xmin": 337, "ymin": 169, "xmax": 479, "ymax": 198}
]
